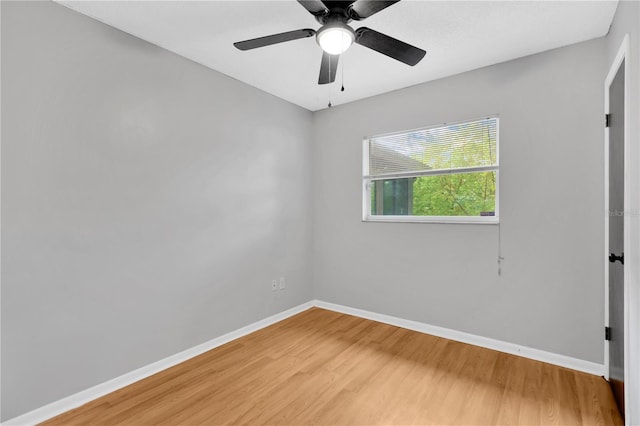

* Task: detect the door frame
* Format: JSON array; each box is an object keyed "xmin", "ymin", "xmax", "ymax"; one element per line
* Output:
[{"xmin": 603, "ymin": 33, "xmax": 630, "ymax": 419}]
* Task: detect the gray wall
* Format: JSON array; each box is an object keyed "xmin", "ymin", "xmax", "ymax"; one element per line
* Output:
[
  {"xmin": 606, "ymin": 1, "xmax": 640, "ymax": 422},
  {"xmin": 312, "ymin": 38, "xmax": 606, "ymax": 363},
  {"xmin": 1, "ymin": 1, "xmax": 313, "ymax": 420}
]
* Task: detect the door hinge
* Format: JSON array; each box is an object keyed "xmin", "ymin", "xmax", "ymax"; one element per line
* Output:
[
  {"xmin": 605, "ymin": 113, "xmax": 611, "ymax": 127},
  {"xmin": 605, "ymin": 326, "xmax": 611, "ymax": 341}
]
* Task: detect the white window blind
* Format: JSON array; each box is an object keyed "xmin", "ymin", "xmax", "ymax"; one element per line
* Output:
[{"xmin": 367, "ymin": 118, "xmax": 498, "ymax": 179}]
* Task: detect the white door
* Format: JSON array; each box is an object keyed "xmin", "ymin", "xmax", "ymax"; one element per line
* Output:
[{"xmin": 607, "ymin": 57, "xmax": 625, "ymax": 419}]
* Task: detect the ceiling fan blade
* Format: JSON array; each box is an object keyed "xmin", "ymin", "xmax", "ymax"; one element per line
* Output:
[
  {"xmin": 349, "ymin": 0, "xmax": 400, "ymax": 20},
  {"xmin": 234, "ymin": 29, "xmax": 315, "ymax": 51},
  {"xmin": 297, "ymin": 0, "xmax": 328, "ymax": 16},
  {"xmin": 318, "ymin": 51, "xmax": 339, "ymax": 84},
  {"xmin": 355, "ymin": 27, "xmax": 425, "ymax": 66}
]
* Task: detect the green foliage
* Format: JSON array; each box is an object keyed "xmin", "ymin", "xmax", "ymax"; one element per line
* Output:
[{"xmin": 411, "ymin": 172, "xmax": 495, "ymax": 216}]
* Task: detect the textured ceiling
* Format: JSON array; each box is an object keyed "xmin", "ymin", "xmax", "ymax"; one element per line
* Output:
[{"xmin": 57, "ymin": 1, "xmax": 618, "ymax": 111}]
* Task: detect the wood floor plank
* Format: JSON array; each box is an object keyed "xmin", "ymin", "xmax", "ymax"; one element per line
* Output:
[{"xmin": 42, "ymin": 307, "xmax": 623, "ymax": 426}]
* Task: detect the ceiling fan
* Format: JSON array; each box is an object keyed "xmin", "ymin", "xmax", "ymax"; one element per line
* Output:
[{"xmin": 233, "ymin": 0, "xmax": 426, "ymax": 85}]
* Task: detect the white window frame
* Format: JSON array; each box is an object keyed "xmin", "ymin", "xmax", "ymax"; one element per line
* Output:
[{"xmin": 362, "ymin": 116, "xmax": 500, "ymax": 224}]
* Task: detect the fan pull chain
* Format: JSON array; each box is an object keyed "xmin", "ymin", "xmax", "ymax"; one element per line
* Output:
[
  {"xmin": 341, "ymin": 35, "xmax": 345, "ymax": 92},
  {"xmin": 327, "ymin": 54, "xmax": 332, "ymax": 108},
  {"xmin": 327, "ymin": 77, "xmax": 332, "ymax": 108}
]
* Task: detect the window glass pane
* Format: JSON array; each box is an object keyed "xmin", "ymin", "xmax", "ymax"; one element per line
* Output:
[{"xmin": 370, "ymin": 171, "xmax": 496, "ymax": 217}]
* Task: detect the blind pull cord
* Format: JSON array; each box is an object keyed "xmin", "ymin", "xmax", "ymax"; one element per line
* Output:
[{"xmin": 498, "ymin": 222, "xmax": 504, "ymax": 277}]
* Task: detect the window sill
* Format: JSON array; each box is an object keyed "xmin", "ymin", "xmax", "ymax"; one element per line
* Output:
[{"xmin": 363, "ymin": 215, "xmax": 499, "ymax": 225}]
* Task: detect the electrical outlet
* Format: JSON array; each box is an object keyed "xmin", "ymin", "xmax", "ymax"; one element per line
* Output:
[
  {"xmin": 271, "ymin": 279, "xmax": 278, "ymax": 291},
  {"xmin": 279, "ymin": 276, "xmax": 286, "ymax": 289}
]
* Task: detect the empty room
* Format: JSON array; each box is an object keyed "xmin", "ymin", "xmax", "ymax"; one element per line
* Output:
[{"xmin": 2, "ymin": 0, "xmax": 639, "ymax": 424}]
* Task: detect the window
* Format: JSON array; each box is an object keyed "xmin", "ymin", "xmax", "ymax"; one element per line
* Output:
[{"xmin": 363, "ymin": 117, "xmax": 499, "ymax": 223}]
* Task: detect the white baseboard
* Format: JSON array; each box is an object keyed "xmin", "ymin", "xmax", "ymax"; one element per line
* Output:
[
  {"xmin": 313, "ymin": 300, "xmax": 605, "ymax": 377},
  {"xmin": 5, "ymin": 298, "xmax": 605, "ymax": 425},
  {"xmin": 3, "ymin": 301, "xmax": 315, "ymax": 426}
]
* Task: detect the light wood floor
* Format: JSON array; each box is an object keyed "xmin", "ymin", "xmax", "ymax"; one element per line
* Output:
[{"xmin": 44, "ymin": 307, "xmax": 622, "ymax": 425}]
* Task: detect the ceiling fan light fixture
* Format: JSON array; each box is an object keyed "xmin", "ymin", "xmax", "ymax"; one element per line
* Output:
[{"xmin": 316, "ymin": 24, "xmax": 355, "ymax": 55}]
